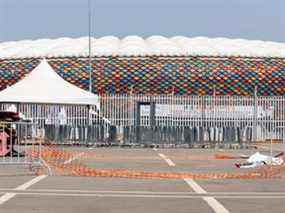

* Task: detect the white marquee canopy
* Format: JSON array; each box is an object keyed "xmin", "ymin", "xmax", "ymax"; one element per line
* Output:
[{"xmin": 0, "ymin": 59, "xmax": 99, "ymax": 107}]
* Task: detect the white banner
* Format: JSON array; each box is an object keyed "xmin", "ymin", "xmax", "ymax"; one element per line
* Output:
[{"xmin": 141, "ymin": 104, "xmax": 274, "ymax": 118}]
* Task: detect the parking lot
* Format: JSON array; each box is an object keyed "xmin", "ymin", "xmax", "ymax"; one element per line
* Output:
[{"xmin": 0, "ymin": 145, "xmax": 285, "ymax": 213}]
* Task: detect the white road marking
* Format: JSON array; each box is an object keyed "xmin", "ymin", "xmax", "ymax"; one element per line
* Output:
[
  {"xmin": 183, "ymin": 178, "xmax": 207, "ymax": 194},
  {"xmin": 0, "ymin": 188, "xmax": 285, "ymax": 196},
  {"xmin": 184, "ymin": 178, "xmax": 230, "ymax": 213},
  {"xmin": 158, "ymin": 153, "xmax": 176, "ymax": 166},
  {"xmin": 0, "ymin": 189, "xmax": 197, "ymax": 195},
  {"xmin": 0, "ymin": 190, "xmax": 285, "ymax": 200},
  {"xmin": 156, "ymin": 151, "xmax": 230, "ymax": 213},
  {"xmin": 0, "ymin": 191, "xmax": 284, "ymax": 198},
  {"xmin": 63, "ymin": 152, "xmax": 85, "ymax": 165},
  {"xmin": 16, "ymin": 175, "xmax": 47, "ymax": 190},
  {"xmin": 203, "ymin": 197, "xmax": 230, "ymax": 213},
  {"xmin": 0, "ymin": 194, "xmax": 17, "ymax": 205},
  {"xmin": 0, "ymin": 175, "xmax": 47, "ymax": 205}
]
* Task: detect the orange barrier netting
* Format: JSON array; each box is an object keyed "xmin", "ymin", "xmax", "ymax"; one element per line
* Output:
[
  {"xmin": 214, "ymin": 154, "xmax": 242, "ymax": 160},
  {"xmin": 27, "ymin": 145, "xmax": 285, "ymax": 180}
]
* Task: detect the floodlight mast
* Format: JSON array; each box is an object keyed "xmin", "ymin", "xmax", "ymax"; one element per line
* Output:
[{"xmin": 88, "ymin": 0, "xmax": 92, "ymax": 93}]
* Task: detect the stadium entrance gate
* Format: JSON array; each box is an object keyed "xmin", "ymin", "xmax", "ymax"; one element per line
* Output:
[{"xmin": 135, "ymin": 101, "xmax": 156, "ymax": 144}]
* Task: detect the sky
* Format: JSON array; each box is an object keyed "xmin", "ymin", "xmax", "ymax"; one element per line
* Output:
[{"xmin": 0, "ymin": 0, "xmax": 285, "ymax": 42}]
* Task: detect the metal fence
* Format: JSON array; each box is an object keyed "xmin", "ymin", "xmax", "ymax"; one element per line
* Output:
[
  {"xmin": 0, "ymin": 103, "xmax": 107, "ymax": 144},
  {"xmin": 100, "ymin": 95, "xmax": 285, "ymax": 146},
  {"xmin": 0, "ymin": 95, "xmax": 284, "ymax": 146},
  {"xmin": 0, "ymin": 121, "xmax": 42, "ymax": 166}
]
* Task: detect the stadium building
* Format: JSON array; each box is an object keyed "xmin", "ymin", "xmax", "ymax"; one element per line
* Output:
[
  {"xmin": 0, "ymin": 36, "xmax": 285, "ymax": 96},
  {"xmin": 0, "ymin": 36, "xmax": 285, "ymax": 145}
]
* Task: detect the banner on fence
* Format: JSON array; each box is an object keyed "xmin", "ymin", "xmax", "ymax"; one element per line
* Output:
[{"xmin": 141, "ymin": 104, "xmax": 274, "ymax": 118}]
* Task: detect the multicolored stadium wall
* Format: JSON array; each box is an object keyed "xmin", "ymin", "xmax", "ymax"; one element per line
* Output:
[{"xmin": 0, "ymin": 55, "xmax": 285, "ymax": 96}]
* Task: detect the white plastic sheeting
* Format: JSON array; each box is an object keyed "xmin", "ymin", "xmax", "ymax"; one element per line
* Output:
[
  {"xmin": 241, "ymin": 152, "xmax": 284, "ymax": 168},
  {"xmin": 1, "ymin": 36, "xmax": 285, "ymax": 59},
  {"xmin": 0, "ymin": 59, "xmax": 100, "ymax": 107}
]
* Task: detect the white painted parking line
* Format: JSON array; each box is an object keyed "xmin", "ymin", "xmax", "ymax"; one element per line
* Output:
[
  {"xmin": 184, "ymin": 179, "xmax": 229, "ymax": 213},
  {"xmin": 0, "ymin": 189, "xmax": 197, "ymax": 195},
  {"xmin": 0, "ymin": 191, "xmax": 284, "ymax": 198},
  {"xmin": 184, "ymin": 178, "xmax": 229, "ymax": 213},
  {"xmin": 184, "ymin": 178, "xmax": 206, "ymax": 193},
  {"xmin": 63, "ymin": 152, "xmax": 85, "ymax": 165},
  {"xmin": 0, "ymin": 175, "xmax": 47, "ymax": 205},
  {"xmin": 0, "ymin": 192, "xmax": 202, "ymax": 199},
  {"xmin": 0, "ymin": 193, "xmax": 17, "ymax": 206},
  {"xmin": 184, "ymin": 178, "xmax": 229, "ymax": 212},
  {"xmin": 1, "ymin": 188, "xmax": 285, "ymax": 196},
  {"xmin": 156, "ymin": 151, "xmax": 230, "ymax": 213},
  {"xmin": 16, "ymin": 175, "xmax": 47, "ymax": 190},
  {"xmin": 203, "ymin": 196, "xmax": 232, "ymax": 212},
  {"xmin": 158, "ymin": 153, "xmax": 176, "ymax": 166}
]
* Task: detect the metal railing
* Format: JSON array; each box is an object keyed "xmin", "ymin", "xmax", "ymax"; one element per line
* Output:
[
  {"xmin": 99, "ymin": 95, "xmax": 285, "ymax": 145},
  {"xmin": 0, "ymin": 103, "xmax": 108, "ymax": 144},
  {"xmin": 0, "ymin": 95, "xmax": 284, "ymax": 145},
  {"xmin": 0, "ymin": 121, "xmax": 42, "ymax": 165}
]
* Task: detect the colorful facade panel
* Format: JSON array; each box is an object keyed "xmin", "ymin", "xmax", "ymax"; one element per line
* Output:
[{"xmin": 0, "ymin": 56, "xmax": 284, "ymax": 96}]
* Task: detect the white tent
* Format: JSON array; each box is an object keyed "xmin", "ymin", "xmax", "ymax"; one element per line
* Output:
[{"xmin": 0, "ymin": 59, "xmax": 99, "ymax": 108}]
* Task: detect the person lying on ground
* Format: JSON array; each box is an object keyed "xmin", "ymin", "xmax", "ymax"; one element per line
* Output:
[{"xmin": 235, "ymin": 152, "xmax": 284, "ymax": 168}]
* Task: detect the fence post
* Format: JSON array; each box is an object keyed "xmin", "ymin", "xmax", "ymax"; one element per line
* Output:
[
  {"xmin": 135, "ymin": 101, "xmax": 141, "ymax": 144},
  {"xmin": 150, "ymin": 99, "xmax": 156, "ymax": 144},
  {"xmin": 253, "ymin": 86, "xmax": 258, "ymax": 142},
  {"xmin": 213, "ymin": 87, "xmax": 216, "ymax": 143}
]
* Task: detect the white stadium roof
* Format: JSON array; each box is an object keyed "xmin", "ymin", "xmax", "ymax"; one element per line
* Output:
[{"xmin": 1, "ymin": 36, "xmax": 285, "ymax": 59}]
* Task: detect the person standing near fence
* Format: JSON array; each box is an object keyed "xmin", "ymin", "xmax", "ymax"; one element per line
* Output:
[{"xmin": 58, "ymin": 107, "xmax": 67, "ymax": 143}]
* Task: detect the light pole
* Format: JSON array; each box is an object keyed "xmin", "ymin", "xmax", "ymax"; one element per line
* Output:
[{"xmin": 88, "ymin": 0, "xmax": 92, "ymax": 93}]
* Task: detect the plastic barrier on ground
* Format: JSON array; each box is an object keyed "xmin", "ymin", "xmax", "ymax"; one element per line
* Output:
[{"xmin": 30, "ymin": 145, "xmax": 285, "ymax": 180}]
